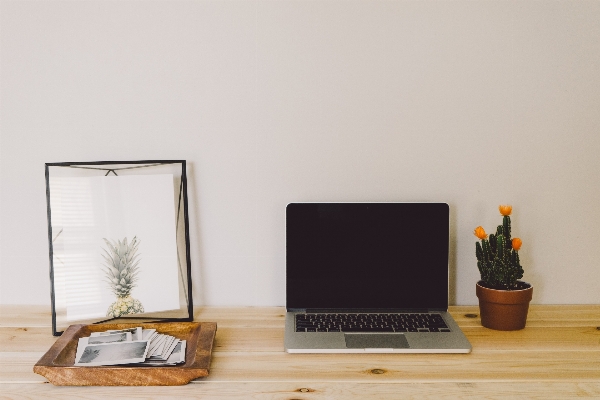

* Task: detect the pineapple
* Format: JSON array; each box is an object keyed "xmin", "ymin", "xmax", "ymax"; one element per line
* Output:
[{"xmin": 101, "ymin": 236, "xmax": 145, "ymax": 318}]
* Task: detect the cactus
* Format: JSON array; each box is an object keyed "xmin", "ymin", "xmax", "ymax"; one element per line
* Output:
[{"xmin": 474, "ymin": 206, "xmax": 525, "ymax": 290}]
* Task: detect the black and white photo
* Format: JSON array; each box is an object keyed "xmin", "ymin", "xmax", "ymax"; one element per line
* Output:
[{"xmin": 75, "ymin": 341, "xmax": 149, "ymax": 366}]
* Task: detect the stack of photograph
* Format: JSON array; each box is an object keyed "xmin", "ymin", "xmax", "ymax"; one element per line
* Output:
[{"xmin": 74, "ymin": 327, "xmax": 186, "ymax": 366}]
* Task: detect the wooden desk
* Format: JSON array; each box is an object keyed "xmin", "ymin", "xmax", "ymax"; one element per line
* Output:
[{"xmin": 1, "ymin": 305, "xmax": 599, "ymax": 398}]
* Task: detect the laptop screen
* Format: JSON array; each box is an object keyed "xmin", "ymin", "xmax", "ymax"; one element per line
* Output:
[{"xmin": 286, "ymin": 203, "xmax": 449, "ymax": 311}]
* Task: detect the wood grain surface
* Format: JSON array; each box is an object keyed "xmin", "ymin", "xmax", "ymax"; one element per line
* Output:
[{"xmin": 1, "ymin": 305, "xmax": 599, "ymax": 399}]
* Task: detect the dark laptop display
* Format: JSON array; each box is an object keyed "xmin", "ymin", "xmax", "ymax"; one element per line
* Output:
[{"xmin": 286, "ymin": 203, "xmax": 449, "ymax": 311}]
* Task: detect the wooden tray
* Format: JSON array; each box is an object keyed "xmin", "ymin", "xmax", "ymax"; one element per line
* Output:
[{"xmin": 33, "ymin": 321, "xmax": 217, "ymax": 386}]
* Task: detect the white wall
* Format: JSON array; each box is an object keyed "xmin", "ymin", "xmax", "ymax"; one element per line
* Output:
[{"xmin": 1, "ymin": 0, "xmax": 599, "ymax": 307}]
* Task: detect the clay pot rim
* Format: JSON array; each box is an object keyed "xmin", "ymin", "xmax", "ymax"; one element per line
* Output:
[
  {"xmin": 476, "ymin": 280, "xmax": 533, "ymax": 305},
  {"xmin": 476, "ymin": 280, "xmax": 532, "ymax": 292}
]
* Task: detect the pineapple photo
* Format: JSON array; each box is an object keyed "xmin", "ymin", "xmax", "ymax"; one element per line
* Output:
[{"xmin": 101, "ymin": 236, "xmax": 145, "ymax": 318}]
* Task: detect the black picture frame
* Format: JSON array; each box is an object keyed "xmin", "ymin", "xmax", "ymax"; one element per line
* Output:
[{"xmin": 45, "ymin": 160, "xmax": 194, "ymax": 336}]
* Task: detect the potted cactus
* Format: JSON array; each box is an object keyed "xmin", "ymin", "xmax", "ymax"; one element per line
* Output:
[{"xmin": 473, "ymin": 205, "xmax": 533, "ymax": 330}]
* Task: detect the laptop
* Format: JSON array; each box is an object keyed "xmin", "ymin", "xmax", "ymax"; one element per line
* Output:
[{"xmin": 284, "ymin": 202, "xmax": 472, "ymax": 353}]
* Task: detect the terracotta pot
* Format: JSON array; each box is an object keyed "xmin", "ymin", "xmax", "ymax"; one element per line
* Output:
[{"xmin": 476, "ymin": 281, "xmax": 533, "ymax": 331}]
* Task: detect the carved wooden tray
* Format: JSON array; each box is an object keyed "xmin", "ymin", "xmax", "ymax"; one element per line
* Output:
[{"xmin": 34, "ymin": 321, "xmax": 217, "ymax": 386}]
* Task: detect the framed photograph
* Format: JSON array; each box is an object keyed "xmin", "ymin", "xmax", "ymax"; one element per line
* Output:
[{"xmin": 45, "ymin": 160, "xmax": 193, "ymax": 336}]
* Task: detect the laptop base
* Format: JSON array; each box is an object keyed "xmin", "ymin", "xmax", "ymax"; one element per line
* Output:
[{"xmin": 284, "ymin": 311, "xmax": 472, "ymax": 354}]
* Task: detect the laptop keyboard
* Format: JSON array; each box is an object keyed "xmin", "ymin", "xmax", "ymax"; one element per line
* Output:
[{"xmin": 295, "ymin": 313, "xmax": 451, "ymax": 333}]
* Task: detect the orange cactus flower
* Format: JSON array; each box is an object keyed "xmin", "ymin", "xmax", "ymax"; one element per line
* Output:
[
  {"xmin": 473, "ymin": 226, "xmax": 488, "ymax": 240},
  {"xmin": 512, "ymin": 238, "xmax": 522, "ymax": 251},
  {"xmin": 499, "ymin": 205, "xmax": 512, "ymax": 216}
]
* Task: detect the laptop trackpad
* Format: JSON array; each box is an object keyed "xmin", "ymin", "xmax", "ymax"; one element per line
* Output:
[{"xmin": 344, "ymin": 334, "xmax": 409, "ymax": 349}]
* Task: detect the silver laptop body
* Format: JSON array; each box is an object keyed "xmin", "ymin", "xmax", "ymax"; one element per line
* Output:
[{"xmin": 284, "ymin": 203, "xmax": 472, "ymax": 353}]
